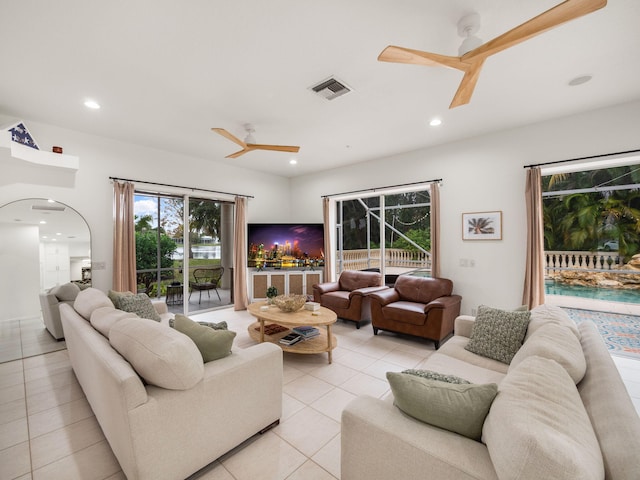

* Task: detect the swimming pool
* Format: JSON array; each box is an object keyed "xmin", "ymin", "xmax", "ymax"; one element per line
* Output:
[{"xmin": 545, "ymin": 280, "xmax": 640, "ymax": 304}]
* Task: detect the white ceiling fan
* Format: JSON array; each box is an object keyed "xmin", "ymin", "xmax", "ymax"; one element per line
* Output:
[{"xmin": 378, "ymin": 0, "xmax": 607, "ymax": 108}]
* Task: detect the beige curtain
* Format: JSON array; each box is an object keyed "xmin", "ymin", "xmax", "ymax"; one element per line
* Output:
[
  {"xmin": 233, "ymin": 196, "xmax": 249, "ymax": 310},
  {"xmin": 429, "ymin": 181, "xmax": 441, "ymax": 278},
  {"xmin": 113, "ymin": 181, "xmax": 137, "ymax": 292},
  {"xmin": 322, "ymin": 197, "xmax": 333, "ymax": 282},
  {"xmin": 523, "ymin": 167, "xmax": 545, "ymax": 308}
]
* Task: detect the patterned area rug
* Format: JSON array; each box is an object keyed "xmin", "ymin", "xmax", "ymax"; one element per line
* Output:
[{"xmin": 563, "ymin": 308, "xmax": 640, "ymax": 360}]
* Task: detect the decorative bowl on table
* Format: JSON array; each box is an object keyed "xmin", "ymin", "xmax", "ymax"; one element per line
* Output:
[{"xmin": 272, "ymin": 294, "xmax": 307, "ymax": 313}]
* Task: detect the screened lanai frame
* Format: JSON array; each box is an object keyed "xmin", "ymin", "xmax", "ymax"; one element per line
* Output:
[{"xmin": 332, "ymin": 185, "xmax": 433, "ymax": 281}]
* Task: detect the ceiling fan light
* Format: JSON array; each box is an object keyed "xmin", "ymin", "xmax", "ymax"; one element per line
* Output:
[
  {"xmin": 458, "ymin": 35, "xmax": 483, "ymax": 56},
  {"xmin": 244, "ymin": 133, "xmax": 256, "ymax": 144}
]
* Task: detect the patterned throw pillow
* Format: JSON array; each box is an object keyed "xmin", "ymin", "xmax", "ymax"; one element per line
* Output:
[
  {"xmin": 402, "ymin": 369, "xmax": 470, "ymax": 385},
  {"xmin": 116, "ymin": 293, "xmax": 161, "ymax": 322},
  {"xmin": 465, "ymin": 305, "xmax": 531, "ymax": 364},
  {"xmin": 108, "ymin": 290, "xmax": 134, "ymax": 309}
]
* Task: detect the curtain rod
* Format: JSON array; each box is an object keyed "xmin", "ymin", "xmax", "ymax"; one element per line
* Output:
[
  {"xmin": 109, "ymin": 176, "xmax": 254, "ymax": 199},
  {"xmin": 524, "ymin": 148, "xmax": 640, "ymax": 169},
  {"xmin": 321, "ymin": 179, "xmax": 442, "ymax": 198}
]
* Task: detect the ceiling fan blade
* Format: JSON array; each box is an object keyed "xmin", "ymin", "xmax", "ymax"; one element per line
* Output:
[
  {"xmin": 226, "ymin": 148, "xmax": 249, "ymax": 159},
  {"xmin": 249, "ymin": 144, "xmax": 301, "ymax": 154},
  {"xmin": 378, "ymin": 46, "xmax": 467, "ymax": 71},
  {"xmin": 464, "ymin": 0, "xmax": 607, "ymax": 61},
  {"xmin": 211, "ymin": 128, "xmax": 247, "ymax": 148},
  {"xmin": 449, "ymin": 59, "xmax": 485, "ymax": 108}
]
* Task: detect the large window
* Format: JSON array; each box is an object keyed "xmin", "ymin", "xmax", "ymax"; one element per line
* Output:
[
  {"xmin": 542, "ymin": 161, "xmax": 640, "ymax": 303},
  {"xmin": 134, "ymin": 193, "xmax": 233, "ymax": 313},
  {"xmin": 335, "ymin": 188, "xmax": 431, "ymax": 279}
]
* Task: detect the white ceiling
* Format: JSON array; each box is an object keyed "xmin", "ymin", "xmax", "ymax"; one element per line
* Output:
[
  {"xmin": 1, "ymin": 0, "xmax": 639, "ymax": 178},
  {"xmin": 0, "ymin": 199, "xmax": 91, "ymax": 244}
]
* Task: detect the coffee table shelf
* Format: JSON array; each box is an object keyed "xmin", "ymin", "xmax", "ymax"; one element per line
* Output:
[{"xmin": 247, "ymin": 301, "xmax": 337, "ymax": 363}]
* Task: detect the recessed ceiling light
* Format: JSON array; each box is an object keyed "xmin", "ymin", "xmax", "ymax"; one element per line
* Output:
[
  {"xmin": 56, "ymin": 232, "xmax": 62, "ymax": 236},
  {"xmin": 289, "ymin": 159, "xmax": 297, "ymax": 165},
  {"xmin": 47, "ymin": 199, "xmax": 55, "ymax": 203},
  {"xmin": 39, "ymin": 220, "xmax": 46, "ymax": 224},
  {"xmin": 568, "ymin": 75, "xmax": 592, "ymax": 87},
  {"xmin": 84, "ymin": 99, "xmax": 101, "ymax": 109},
  {"xmin": 429, "ymin": 118, "xmax": 442, "ymax": 127}
]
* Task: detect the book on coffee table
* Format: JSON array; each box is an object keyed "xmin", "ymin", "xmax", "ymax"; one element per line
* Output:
[{"xmin": 279, "ymin": 333, "xmax": 303, "ymax": 345}]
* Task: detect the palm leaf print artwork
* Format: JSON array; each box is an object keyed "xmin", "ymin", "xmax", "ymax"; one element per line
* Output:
[{"xmin": 468, "ymin": 217, "xmax": 495, "ymax": 234}]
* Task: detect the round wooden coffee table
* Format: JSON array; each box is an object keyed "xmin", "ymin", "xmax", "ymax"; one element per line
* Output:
[{"xmin": 247, "ymin": 301, "xmax": 337, "ymax": 364}]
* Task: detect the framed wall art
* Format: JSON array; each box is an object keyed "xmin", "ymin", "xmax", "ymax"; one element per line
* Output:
[{"xmin": 462, "ymin": 211, "xmax": 502, "ymax": 240}]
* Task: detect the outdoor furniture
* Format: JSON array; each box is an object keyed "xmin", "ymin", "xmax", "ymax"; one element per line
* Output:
[
  {"xmin": 369, "ymin": 275, "xmax": 461, "ymax": 349},
  {"xmin": 165, "ymin": 283, "xmax": 183, "ymax": 305},
  {"xmin": 312, "ymin": 270, "xmax": 387, "ymax": 328},
  {"xmin": 189, "ymin": 267, "xmax": 224, "ymax": 304}
]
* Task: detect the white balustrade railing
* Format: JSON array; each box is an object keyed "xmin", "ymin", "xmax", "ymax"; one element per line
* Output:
[
  {"xmin": 545, "ymin": 250, "xmax": 623, "ymax": 272},
  {"xmin": 339, "ymin": 248, "xmax": 431, "ymax": 271}
]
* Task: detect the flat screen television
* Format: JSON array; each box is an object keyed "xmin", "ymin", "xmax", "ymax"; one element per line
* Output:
[{"xmin": 247, "ymin": 223, "xmax": 325, "ymax": 269}]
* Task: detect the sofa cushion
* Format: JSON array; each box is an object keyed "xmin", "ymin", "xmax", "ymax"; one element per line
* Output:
[
  {"xmin": 510, "ymin": 322, "xmax": 586, "ymax": 383},
  {"xmin": 526, "ymin": 304, "xmax": 580, "ymax": 341},
  {"xmin": 465, "ymin": 305, "xmax": 530, "ymax": 364},
  {"xmin": 109, "ymin": 317, "xmax": 204, "ymax": 390},
  {"xmin": 387, "ymin": 371, "xmax": 498, "ymax": 440},
  {"xmin": 321, "ymin": 291, "xmax": 351, "ymax": 310},
  {"xmin": 90, "ymin": 306, "xmax": 138, "ymax": 338},
  {"xmin": 51, "ymin": 282, "xmax": 81, "ymax": 302},
  {"xmin": 394, "ymin": 276, "xmax": 452, "ymax": 304},
  {"xmin": 74, "ymin": 288, "xmax": 115, "ymax": 320},
  {"xmin": 382, "ymin": 301, "xmax": 426, "ymax": 325},
  {"xmin": 482, "ymin": 356, "xmax": 604, "ymax": 480},
  {"xmin": 402, "ymin": 369, "xmax": 470, "ymax": 384},
  {"xmin": 173, "ymin": 314, "xmax": 236, "ymax": 363},
  {"xmin": 115, "ymin": 293, "xmax": 161, "ymax": 322}
]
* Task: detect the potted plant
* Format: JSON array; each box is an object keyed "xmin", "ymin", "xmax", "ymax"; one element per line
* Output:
[{"xmin": 266, "ymin": 286, "xmax": 278, "ymax": 304}]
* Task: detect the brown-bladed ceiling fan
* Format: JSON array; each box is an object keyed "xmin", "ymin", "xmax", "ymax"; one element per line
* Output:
[
  {"xmin": 378, "ymin": 0, "xmax": 607, "ymax": 109},
  {"xmin": 212, "ymin": 124, "xmax": 300, "ymax": 158}
]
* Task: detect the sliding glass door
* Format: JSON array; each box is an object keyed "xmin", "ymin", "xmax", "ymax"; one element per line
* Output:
[{"xmin": 133, "ymin": 193, "xmax": 233, "ymax": 313}]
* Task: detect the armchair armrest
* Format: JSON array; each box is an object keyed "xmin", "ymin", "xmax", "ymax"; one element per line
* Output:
[
  {"xmin": 368, "ymin": 288, "xmax": 400, "ymax": 306},
  {"xmin": 423, "ymin": 295, "xmax": 461, "ymax": 312},
  {"xmin": 349, "ymin": 285, "xmax": 389, "ymax": 298},
  {"xmin": 454, "ymin": 315, "xmax": 476, "ymax": 338},
  {"xmin": 313, "ymin": 282, "xmax": 340, "ymax": 295}
]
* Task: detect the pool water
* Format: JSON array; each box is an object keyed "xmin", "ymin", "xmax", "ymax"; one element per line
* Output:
[{"xmin": 545, "ymin": 280, "xmax": 640, "ymax": 304}]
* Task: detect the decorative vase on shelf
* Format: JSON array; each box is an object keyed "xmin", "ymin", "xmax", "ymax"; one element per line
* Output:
[{"xmin": 266, "ymin": 286, "xmax": 278, "ymax": 304}]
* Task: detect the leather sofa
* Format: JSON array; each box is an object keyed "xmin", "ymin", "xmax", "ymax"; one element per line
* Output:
[
  {"xmin": 369, "ymin": 275, "xmax": 461, "ymax": 348},
  {"xmin": 313, "ymin": 270, "xmax": 387, "ymax": 328}
]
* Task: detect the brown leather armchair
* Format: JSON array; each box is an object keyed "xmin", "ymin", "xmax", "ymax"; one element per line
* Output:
[
  {"xmin": 369, "ymin": 275, "xmax": 461, "ymax": 349},
  {"xmin": 313, "ymin": 270, "xmax": 387, "ymax": 328}
]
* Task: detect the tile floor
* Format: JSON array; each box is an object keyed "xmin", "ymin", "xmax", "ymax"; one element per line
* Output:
[
  {"xmin": 1, "ymin": 308, "xmax": 639, "ymax": 480},
  {"xmin": 0, "ymin": 316, "xmax": 66, "ymax": 364}
]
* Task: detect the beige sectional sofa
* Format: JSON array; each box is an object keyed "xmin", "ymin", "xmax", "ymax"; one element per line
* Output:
[
  {"xmin": 341, "ymin": 305, "xmax": 640, "ymax": 480},
  {"xmin": 60, "ymin": 288, "xmax": 283, "ymax": 480}
]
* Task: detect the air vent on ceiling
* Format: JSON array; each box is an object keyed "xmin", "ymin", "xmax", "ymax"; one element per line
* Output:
[
  {"xmin": 310, "ymin": 77, "xmax": 352, "ymax": 101},
  {"xmin": 32, "ymin": 204, "xmax": 66, "ymax": 212}
]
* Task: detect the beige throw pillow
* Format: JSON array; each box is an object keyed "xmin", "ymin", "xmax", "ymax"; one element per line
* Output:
[
  {"xmin": 74, "ymin": 288, "xmax": 115, "ymax": 320},
  {"xmin": 109, "ymin": 317, "xmax": 204, "ymax": 390}
]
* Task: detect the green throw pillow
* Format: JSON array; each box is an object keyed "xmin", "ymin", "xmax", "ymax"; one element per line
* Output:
[
  {"xmin": 465, "ymin": 305, "xmax": 530, "ymax": 364},
  {"xmin": 173, "ymin": 314, "xmax": 236, "ymax": 363},
  {"xmin": 386, "ymin": 372, "xmax": 498, "ymax": 440},
  {"xmin": 170, "ymin": 315, "xmax": 228, "ymax": 331},
  {"xmin": 402, "ymin": 369, "xmax": 470, "ymax": 384},
  {"xmin": 115, "ymin": 292, "xmax": 161, "ymax": 322}
]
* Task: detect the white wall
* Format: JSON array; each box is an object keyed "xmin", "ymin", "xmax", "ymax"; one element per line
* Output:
[
  {"xmin": 0, "ymin": 114, "xmax": 291, "ymax": 293},
  {"xmin": 0, "ymin": 224, "xmax": 40, "ymax": 321},
  {"xmin": 289, "ymin": 100, "xmax": 640, "ymax": 314}
]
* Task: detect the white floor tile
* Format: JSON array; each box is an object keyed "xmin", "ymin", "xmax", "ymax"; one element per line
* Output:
[
  {"xmin": 283, "ymin": 374, "xmax": 334, "ymax": 405},
  {"xmin": 273, "ymin": 406, "xmax": 340, "ymax": 457},
  {"xmin": 311, "ymin": 433, "xmax": 341, "ymax": 479},
  {"xmin": 311, "ymin": 388, "xmax": 357, "ymax": 423},
  {"xmin": 286, "ymin": 459, "xmax": 336, "ymax": 480}
]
